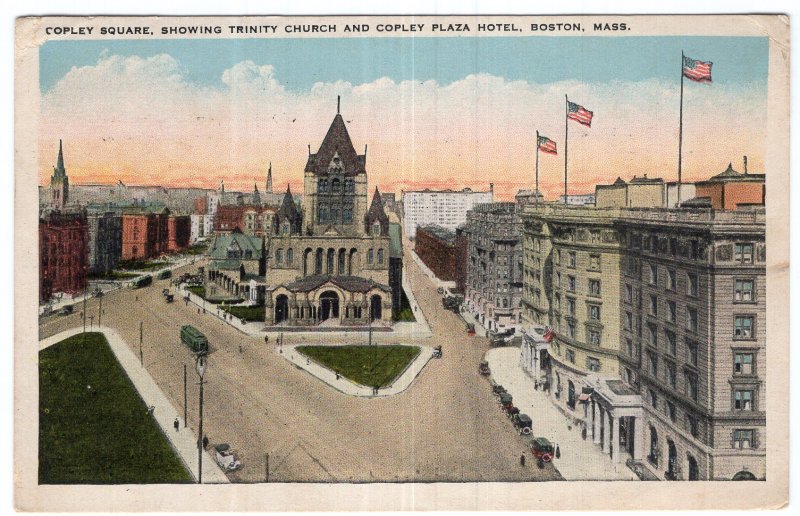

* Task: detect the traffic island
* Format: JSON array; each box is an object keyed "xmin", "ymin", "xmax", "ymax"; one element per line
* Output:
[{"xmin": 280, "ymin": 344, "xmax": 433, "ymax": 397}]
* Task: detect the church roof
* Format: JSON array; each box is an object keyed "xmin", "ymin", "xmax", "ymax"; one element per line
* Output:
[
  {"xmin": 365, "ymin": 187, "xmax": 389, "ymax": 229},
  {"xmin": 277, "ymin": 185, "xmax": 301, "ymax": 221},
  {"xmin": 207, "ymin": 233, "xmax": 263, "ymax": 260},
  {"xmin": 283, "ymin": 274, "xmax": 390, "ymax": 294},
  {"xmin": 304, "ymin": 112, "xmax": 366, "ymax": 177}
]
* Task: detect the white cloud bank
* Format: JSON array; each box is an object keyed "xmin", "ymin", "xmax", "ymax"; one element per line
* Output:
[{"xmin": 40, "ymin": 52, "xmax": 768, "ymax": 199}]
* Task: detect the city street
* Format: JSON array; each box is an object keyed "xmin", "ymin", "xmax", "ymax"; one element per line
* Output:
[{"xmin": 39, "ymin": 246, "xmax": 561, "ymax": 483}]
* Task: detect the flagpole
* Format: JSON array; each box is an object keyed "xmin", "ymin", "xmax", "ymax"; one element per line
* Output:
[
  {"xmin": 564, "ymin": 94, "xmax": 569, "ymax": 205},
  {"xmin": 677, "ymin": 51, "xmax": 685, "ymax": 208},
  {"xmin": 535, "ymin": 130, "xmax": 540, "ymax": 209}
]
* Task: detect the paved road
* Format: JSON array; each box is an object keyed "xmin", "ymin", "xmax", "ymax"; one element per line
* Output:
[{"xmin": 39, "ymin": 250, "xmax": 561, "ymax": 482}]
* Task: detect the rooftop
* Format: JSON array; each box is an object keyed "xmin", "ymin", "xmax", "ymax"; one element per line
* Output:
[{"xmin": 417, "ymin": 224, "xmax": 456, "ymax": 245}]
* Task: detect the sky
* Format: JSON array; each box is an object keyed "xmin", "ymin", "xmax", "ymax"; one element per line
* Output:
[{"xmin": 39, "ymin": 36, "xmax": 769, "ymax": 200}]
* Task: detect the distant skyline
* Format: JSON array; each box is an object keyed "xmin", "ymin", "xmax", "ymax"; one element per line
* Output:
[{"xmin": 39, "ymin": 36, "xmax": 769, "ymax": 200}]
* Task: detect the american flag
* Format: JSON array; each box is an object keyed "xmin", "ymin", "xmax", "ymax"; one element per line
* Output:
[
  {"xmin": 543, "ymin": 327, "xmax": 555, "ymax": 342},
  {"xmin": 537, "ymin": 135, "xmax": 557, "ymax": 155},
  {"xmin": 567, "ymin": 101, "xmax": 593, "ymax": 127},
  {"xmin": 683, "ymin": 55, "xmax": 713, "ymax": 83}
]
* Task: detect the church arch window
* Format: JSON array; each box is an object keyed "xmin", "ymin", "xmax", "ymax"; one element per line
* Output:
[
  {"xmin": 275, "ymin": 248, "xmax": 283, "ymax": 265},
  {"xmin": 368, "ymin": 248, "xmax": 374, "ymax": 265},
  {"xmin": 287, "ymin": 248, "xmax": 294, "ymax": 265},
  {"xmin": 332, "ymin": 178, "xmax": 341, "ymax": 193},
  {"xmin": 343, "ymin": 205, "xmax": 353, "ymax": 224},
  {"xmin": 282, "ymin": 222, "xmax": 290, "ymax": 235},
  {"xmin": 377, "ymin": 248, "xmax": 384, "ymax": 264},
  {"xmin": 319, "ymin": 179, "xmax": 328, "ymax": 193},
  {"xmin": 345, "ymin": 179, "xmax": 355, "ymax": 193},
  {"xmin": 372, "ymin": 221, "xmax": 382, "ymax": 236},
  {"xmin": 318, "ymin": 204, "xmax": 328, "ymax": 224},
  {"xmin": 327, "ymin": 248, "xmax": 335, "ymax": 274}
]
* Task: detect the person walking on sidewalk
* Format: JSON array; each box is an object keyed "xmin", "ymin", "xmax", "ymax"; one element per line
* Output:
[
  {"xmin": 520, "ymin": 453, "xmax": 526, "ymax": 467},
  {"xmin": 174, "ymin": 417, "xmax": 180, "ymax": 432}
]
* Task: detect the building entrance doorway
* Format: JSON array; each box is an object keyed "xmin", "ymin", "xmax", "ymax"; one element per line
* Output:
[{"xmin": 320, "ymin": 291, "xmax": 340, "ymax": 321}]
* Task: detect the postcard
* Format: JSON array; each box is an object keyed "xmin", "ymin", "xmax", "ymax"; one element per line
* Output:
[{"xmin": 14, "ymin": 14, "xmax": 789, "ymax": 511}]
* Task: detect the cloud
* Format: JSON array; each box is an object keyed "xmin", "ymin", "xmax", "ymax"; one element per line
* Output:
[{"xmin": 40, "ymin": 52, "xmax": 768, "ymax": 200}]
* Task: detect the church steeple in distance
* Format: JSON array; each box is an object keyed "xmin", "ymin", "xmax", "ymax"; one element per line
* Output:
[
  {"xmin": 50, "ymin": 139, "xmax": 69, "ymax": 209},
  {"xmin": 266, "ymin": 161, "xmax": 273, "ymax": 193}
]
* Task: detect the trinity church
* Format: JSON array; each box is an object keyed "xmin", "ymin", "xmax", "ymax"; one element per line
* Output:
[{"xmin": 261, "ymin": 100, "xmax": 400, "ymax": 326}]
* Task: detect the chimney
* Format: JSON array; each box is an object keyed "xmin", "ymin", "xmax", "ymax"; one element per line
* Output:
[{"xmin": 743, "ymin": 155, "xmax": 748, "ymax": 174}]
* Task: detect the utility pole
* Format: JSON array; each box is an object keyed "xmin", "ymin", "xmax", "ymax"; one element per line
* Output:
[
  {"xmin": 196, "ymin": 356, "xmax": 207, "ymax": 484},
  {"xmin": 139, "ymin": 321, "xmax": 144, "ymax": 367},
  {"xmin": 265, "ymin": 453, "xmax": 269, "ymax": 483},
  {"xmin": 83, "ymin": 291, "xmax": 87, "ymax": 339},
  {"xmin": 98, "ymin": 293, "xmax": 102, "ymax": 326},
  {"xmin": 183, "ymin": 364, "xmax": 188, "ymax": 428}
]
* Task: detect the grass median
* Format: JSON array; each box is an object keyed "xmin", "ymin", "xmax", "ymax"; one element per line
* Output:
[
  {"xmin": 39, "ymin": 332, "xmax": 192, "ymax": 484},
  {"xmin": 297, "ymin": 344, "xmax": 420, "ymax": 389}
]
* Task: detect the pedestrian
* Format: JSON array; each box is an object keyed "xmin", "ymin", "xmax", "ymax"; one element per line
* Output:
[
  {"xmin": 173, "ymin": 417, "xmax": 180, "ymax": 432},
  {"xmin": 202, "ymin": 435, "xmax": 209, "ymax": 449},
  {"xmin": 555, "ymin": 444, "xmax": 561, "ymax": 459},
  {"xmin": 520, "ymin": 453, "xmax": 526, "ymax": 467},
  {"xmin": 198, "ymin": 308, "xmax": 201, "ymax": 314},
  {"xmin": 335, "ymin": 371, "xmax": 340, "ymax": 380}
]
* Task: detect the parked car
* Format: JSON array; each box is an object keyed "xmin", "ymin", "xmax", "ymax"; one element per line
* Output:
[
  {"xmin": 530, "ymin": 437, "xmax": 555, "ymax": 465},
  {"xmin": 61, "ymin": 304, "xmax": 74, "ymax": 315},
  {"xmin": 134, "ymin": 275, "xmax": 153, "ymax": 288},
  {"xmin": 479, "ymin": 361, "xmax": 491, "ymax": 376},
  {"xmin": 157, "ymin": 269, "xmax": 172, "ymax": 280},
  {"xmin": 432, "ymin": 345, "xmax": 442, "ymax": 359},
  {"xmin": 512, "ymin": 413, "xmax": 533, "ymax": 435}
]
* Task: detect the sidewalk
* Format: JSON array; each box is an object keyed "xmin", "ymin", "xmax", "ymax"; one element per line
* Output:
[
  {"xmin": 486, "ymin": 347, "xmax": 638, "ymax": 481},
  {"xmin": 40, "ymin": 327, "xmax": 230, "ymax": 483},
  {"xmin": 279, "ymin": 343, "xmax": 434, "ymax": 397}
]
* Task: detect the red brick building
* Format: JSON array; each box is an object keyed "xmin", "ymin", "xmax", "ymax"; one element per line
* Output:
[
  {"xmin": 694, "ymin": 163, "xmax": 765, "ymax": 210},
  {"xmin": 167, "ymin": 215, "xmax": 191, "ymax": 252},
  {"xmin": 414, "ymin": 224, "xmax": 457, "ymax": 282},
  {"xmin": 40, "ymin": 208, "xmax": 89, "ymax": 301},
  {"xmin": 454, "ymin": 225, "xmax": 469, "ymax": 293},
  {"xmin": 121, "ymin": 206, "xmax": 170, "ymax": 260},
  {"xmin": 193, "ymin": 196, "xmax": 208, "ymax": 215}
]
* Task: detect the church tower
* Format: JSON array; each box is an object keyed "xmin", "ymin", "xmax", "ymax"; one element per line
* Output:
[
  {"xmin": 50, "ymin": 139, "xmax": 69, "ymax": 209},
  {"xmin": 266, "ymin": 162, "xmax": 273, "ymax": 194},
  {"xmin": 252, "ymin": 182, "xmax": 261, "ymax": 206},
  {"xmin": 302, "ymin": 97, "xmax": 369, "ymax": 237}
]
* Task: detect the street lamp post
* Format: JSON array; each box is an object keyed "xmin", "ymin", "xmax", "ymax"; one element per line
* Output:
[
  {"xmin": 139, "ymin": 321, "xmax": 144, "ymax": 367},
  {"xmin": 98, "ymin": 292, "xmax": 103, "ymax": 326},
  {"xmin": 195, "ymin": 355, "xmax": 207, "ymax": 484}
]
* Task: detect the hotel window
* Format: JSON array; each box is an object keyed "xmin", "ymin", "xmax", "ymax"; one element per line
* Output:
[
  {"xmin": 589, "ymin": 254, "xmax": 600, "ymax": 270},
  {"xmin": 665, "ymin": 330, "xmax": 677, "ymax": 356},
  {"xmin": 734, "ymin": 389, "xmax": 754, "ymax": 411},
  {"xmin": 666, "ymin": 362, "xmax": 677, "ymax": 389},
  {"xmin": 649, "ymin": 294, "xmax": 658, "ymax": 316},
  {"xmin": 687, "ymin": 414, "xmax": 699, "ymax": 438},
  {"xmin": 625, "ymin": 284, "xmax": 633, "ymax": 304},
  {"xmin": 567, "ymin": 275, "xmax": 576, "ymax": 292},
  {"xmin": 589, "ymin": 279, "xmax": 601, "ymax": 297},
  {"xmin": 625, "ymin": 311, "xmax": 633, "ymax": 330},
  {"xmin": 667, "ymin": 401, "xmax": 677, "ymax": 422},
  {"xmin": 625, "ymin": 368, "xmax": 634, "ymax": 385},
  {"xmin": 588, "ymin": 304, "xmax": 601, "ymax": 321},
  {"xmin": 735, "ymin": 243, "xmax": 754, "ymax": 264},
  {"xmin": 588, "ymin": 329, "xmax": 601, "ymax": 346},
  {"xmin": 734, "ymin": 279, "xmax": 755, "ymax": 302},
  {"xmin": 733, "ymin": 429, "xmax": 754, "ymax": 449},
  {"xmin": 648, "ymin": 324, "xmax": 658, "ymax": 347},
  {"xmin": 686, "ymin": 374, "xmax": 699, "ymax": 402},
  {"xmin": 667, "ymin": 269, "xmax": 677, "ymax": 290},
  {"xmin": 649, "ymin": 389, "xmax": 657, "ymax": 408},
  {"xmin": 734, "ymin": 353, "xmax": 754, "ymax": 375},
  {"xmin": 566, "ymin": 349, "xmax": 576, "ymax": 363},
  {"xmin": 626, "ymin": 338, "xmax": 634, "ymax": 358},
  {"xmin": 649, "ymin": 263, "xmax": 658, "ymax": 285},
  {"xmin": 567, "ymin": 298, "xmax": 576, "ymax": 316},
  {"xmin": 568, "ymin": 251, "xmax": 577, "ymax": 268},
  {"xmin": 648, "ymin": 352, "xmax": 658, "ymax": 376},
  {"xmin": 587, "ymin": 357, "xmax": 601, "ymax": 372},
  {"xmin": 686, "ymin": 339, "xmax": 698, "ymax": 367},
  {"xmin": 687, "ymin": 306, "xmax": 698, "ymax": 332},
  {"xmin": 687, "ymin": 272, "xmax": 698, "ymax": 297},
  {"xmin": 670, "ymin": 238, "xmax": 678, "ymax": 256},
  {"xmin": 567, "ymin": 321, "xmax": 576, "ymax": 339},
  {"xmin": 667, "ymin": 301, "xmax": 677, "ymax": 323},
  {"xmin": 734, "ymin": 315, "xmax": 755, "ymax": 339}
]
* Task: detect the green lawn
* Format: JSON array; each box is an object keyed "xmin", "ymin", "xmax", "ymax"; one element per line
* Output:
[
  {"xmin": 88, "ymin": 270, "xmax": 139, "ymax": 280},
  {"xmin": 39, "ymin": 332, "xmax": 192, "ymax": 484},
  {"xmin": 184, "ymin": 243, "xmax": 208, "ymax": 255},
  {"xmin": 186, "ymin": 285, "xmax": 205, "ymax": 297},
  {"xmin": 297, "ymin": 345, "xmax": 420, "ymax": 388},
  {"xmin": 222, "ymin": 305, "xmax": 266, "ymax": 322}
]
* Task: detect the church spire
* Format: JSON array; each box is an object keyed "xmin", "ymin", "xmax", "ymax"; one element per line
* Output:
[
  {"xmin": 55, "ymin": 139, "xmax": 65, "ymax": 176},
  {"xmin": 266, "ymin": 162, "xmax": 273, "ymax": 193},
  {"xmin": 50, "ymin": 139, "xmax": 69, "ymax": 209}
]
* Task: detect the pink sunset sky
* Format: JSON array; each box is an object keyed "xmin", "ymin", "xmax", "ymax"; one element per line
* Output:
[{"xmin": 38, "ymin": 53, "xmax": 767, "ymax": 201}]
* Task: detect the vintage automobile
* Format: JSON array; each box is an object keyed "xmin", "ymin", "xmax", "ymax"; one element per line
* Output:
[
  {"xmin": 491, "ymin": 382, "xmax": 506, "ymax": 395},
  {"xmin": 134, "ymin": 275, "xmax": 153, "ymax": 289},
  {"xmin": 213, "ymin": 443, "xmax": 242, "ymax": 472},
  {"xmin": 61, "ymin": 304, "xmax": 74, "ymax": 315},
  {"xmin": 157, "ymin": 269, "xmax": 172, "ymax": 280},
  {"xmin": 165, "ymin": 294, "xmax": 174, "ymax": 303},
  {"xmin": 513, "ymin": 413, "xmax": 533, "ymax": 435},
  {"xmin": 479, "ymin": 361, "xmax": 491, "ymax": 376},
  {"xmin": 530, "ymin": 437, "xmax": 555, "ymax": 465},
  {"xmin": 466, "ymin": 323, "xmax": 476, "ymax": 336},
  {"xmin": 506, "ymin": 405, "xmax": 520, "ymax": 418},
  {"xmin": 499, "ymin": 392, "xmax": 513, "ymax": 410},
  {"xmin": 432, "ymin": 345, "xmax": 442, "ymax": 359}
]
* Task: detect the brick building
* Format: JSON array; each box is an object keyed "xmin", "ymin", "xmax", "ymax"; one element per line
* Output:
[
  {"xmin": 454, "ymin": 225, "xmax": 469, "ymax": 294},
  {"xmin": 167, "ymin": 214, "xmax": 191, "ymax": 252},
  {"xmin": 39, "ymin": 208, "xmax": 89, "ymax": 301},
  {"xmin": 214, "ymin": 204, "xmax": 277, "ymax": 236},
  {"xmin": 694, "ymin": 163, "xmax": 765, "ymax": 210},
  {"xmin": 414, "ymin": 225, "xmax": 457, "ymax": 282},
  {"xmin": 86, "ymin": 209, "xmax": 122, "ymax": 275},
  {"xmin": 121, "ymin": 205, "xmax": 170, "ymax": 260}
]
